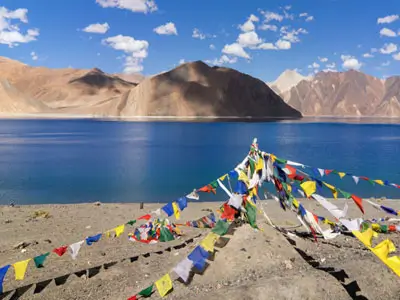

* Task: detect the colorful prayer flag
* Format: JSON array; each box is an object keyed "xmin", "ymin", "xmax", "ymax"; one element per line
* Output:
[
  {"xmin": 114, "ymin": 224, "xmax": 125, "ymax": 237},
  {"xmin": 69, "ymin": 241, "xmax": 84, "ymax": 260},
  {"xmin": 13, "ymin": 259, "xmax": 31, "ymax": 280},
  {"xmin": 173, "ymin": 258, "xmax": 193, "ymax": 283},
  {"xmin": 200, "ymin": 232, "xmax": 220, "ymax": 252},
  {"xmin": 86, "ymin": 233, "xmax": 102, "ymax": 245},
  {"xmin": 300, "ymin": 181, "xmax": 316, "ymax": 197},
  {"xmin": 177, "ymin": 197, "xmax": 188, "ymax": 211},
  {"xmin": 138, "ymin": 284, "xmax": 154, "ymax": 297},
  {"xmin": 212, "ymin": 220, "xmax": 230, "ymax": 236},
  {"xmin": 53, "ymin": 246, "xmax": 68, "ymax": 257},
  {"xmin": 138, "ymin": 214, "xmax": 152, "ymax": 221},
  {"xmin": 155, "ymin": 273, "xmax": 173, "ymax": 298},
  {"xmin": 351, "ymin": 194, "xmax": 364, "ymax": 214},
  {"xmin": 0, "ymin": 265, "xmax": 10, "ymax": 294},
  {"xmin": 33, "ymin": 253, "xmax": 49, "ymax": 268},
  {"xmin": 162, "ymin": 203, "xmax": 174, "ymax": 217},
  {"xmin": 172, "ymin": 202, "xmax": 180, "ymax": 220}
]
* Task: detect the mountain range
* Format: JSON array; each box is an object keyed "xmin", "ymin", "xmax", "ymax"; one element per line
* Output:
[
  {"xmin": 272, "ymin": 69, "xmax": 400, "ymax": 117},
  {"xmin": 0, "ymin": 56, "xmax": 300, "ymax": 119}
]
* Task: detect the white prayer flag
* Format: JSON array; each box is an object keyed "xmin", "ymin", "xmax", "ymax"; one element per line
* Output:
[
  {"xmin": 173, "ymin": 258, "xmax": 193, "ymax": 283},
  {"xmin": 69, "ymin": 241, "xmax": 84, "ymax": 260}
]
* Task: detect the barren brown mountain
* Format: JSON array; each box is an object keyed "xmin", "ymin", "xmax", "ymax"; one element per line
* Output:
[
  {"xmin": 278, "ymin": 69, "xmax": 400, "ymax": 117},
  {"xmin": 120, "ymin": 61, "xmax": 301, "ymax": 118},
  {"xmin": 0, "ymin": 57, "xmax": 301, "ymax": 119}
]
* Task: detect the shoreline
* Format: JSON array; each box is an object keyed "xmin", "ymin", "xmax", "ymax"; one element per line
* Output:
[{"xmin": 0, "ymin": 114, "xmax": 398, "ymax": 124}]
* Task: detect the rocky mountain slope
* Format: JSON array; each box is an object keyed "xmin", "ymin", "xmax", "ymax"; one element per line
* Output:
[
  {"xmin": 274, "ymin": 69, "xmax": 400, "ymax": 117},
  {"xmin": 268, "ymin": 69, "xmax": 311, "ymax": 95},
  {"xmin": 0, "ymin": 57, "xmax": 301, "ymax": 119}
]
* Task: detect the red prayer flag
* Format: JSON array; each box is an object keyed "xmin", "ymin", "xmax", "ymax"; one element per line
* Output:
[
  {"xmin": 351, "ymin": 195, "xmax": 364, "ymax": 214},
  {"xmin": 221, "ymin": 203, "xmax": 236, "ymax": 221},
  {"xmin": 198, "ymin": 185, "xmax": 216, "ymax": 194},
  {"xmin": 312, "ymin": 213, "xmax": 319, "ymax": 223},
  {"xmin": 285, "ymin": 165, "xmax": 297, "ymax": 179},
  {"xmin": 325, "ymin": 170, "xmax": 333, "ymax": 175},
  {"xmin": 53, "ymin": 246, "xmax": 68, "ymax": 257},
  {"xmin": 127, "ymin": 295, "xmax": 137, "ymax": 300},
  {"xmin": 138, "ymin": 214, "xmax": 151, "ymax": 221}
]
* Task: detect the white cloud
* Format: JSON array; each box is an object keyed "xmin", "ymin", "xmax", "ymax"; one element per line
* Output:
[
  {"xmin": 239, "ymin": 14, "xmax": 259, "ymax": 32},
  {"xmin": 0, "ymin": 7, "xmax": 39, "ymax": 47},
  {"xmin": 209, "ymin": 44, "xmax": 216, "ymax": 50},
  {"xmin": 377, "ymin": 15, "xmax": 399, "ymax": 24},
  {"xmin": 192, "ymin": 28, "xmax": 205, "ymax": 39},
  {"xmin": 299, "ymin": 13, "xmax": 308, "ymax": 17},
  {"xmin": 154, "ymin": 22, "xmax": 177, "ymax": 35},
  {"xmin": 381, "ymin": 61, "xmax": 390, "ymax": 67},
  {"xmin": 308, "ymin": 62, "xmax": 320, "ymax": 69},
  {"xmin": 261, "ymin": 11, "xmax": 284, "ymax": 22},
  {"xmin": 102, "ymin": 35, "xmax": 149, "ymax": 73},
  {"xmin": 83, "ymin": 22, "xmax": 110, "ymax": 34},
  {"xmin": 222, "ymin": 43, "xmax": 250, "ymax": 59},
  {"xmin": 237, "ymin": 31, "xmax": 262, "ymax": 47},
  {"xmin": 371, "ymin": 48, "xmax": 378, "ymax": 53},
  {"xmin": 305, "ymin": 16, "xmax": 314, "ymax": 22},
  {"xmin": 363, "ymin": 53, "xmax": 374, "ymax": 58},
  {"xmin": 96, "ymin": 0, "xmax": 157, "ymax": 13},
  {"xmin": 30, "ymin": 51, "xmax": 38, "ymax": 61},
  {"xmin": 206, "ymin": 55, "xmax": 237, "ymax": 66},
  {"xmin": 280, "ymin": 27, "xmax": 307, "ymax": 43},
  {"xmin": 341, "ymin": 55, "xmax": 362, "ymax": 70},
  {"xmin": 275, "ymin": 39, "xmax": 291, "ymax": 50},
  {"xmin": 284, "ymin": 5, "xmax": 292, "ymax": 10},
  {"xmin": 380, "ymin": 28, "xmax": 397, "ymax": 37},
  {"xmin": 299, "ymin": 12, "xmax": 314, "ymax": 21},
  {"xmin": 393, "ymin": 52, "xmax": 400, "ymax": 60},
  {"xmin": 257, "ymin": 39, "xmax": 291, "ymax": 50},
  {"xmin": 259, "ymin": 24, "xmax": 278, "ymax": 31},
  {"xmin": 318, "ymin": 57, "xmax": 328, "ymax": 62},
  {"xmin": 326, "ymin": 62, "xmax": 336, "ymax": 69},
  {"xmin": 380, "ymin": 43, "xmax": 398, "ymax": 54}
]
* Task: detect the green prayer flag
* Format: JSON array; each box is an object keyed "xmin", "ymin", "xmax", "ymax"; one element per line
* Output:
[
  {"xmin": 249, "ymin": 159, "xmax": 255, "ymax": 175},
  {"xmin": 33, "ymin": 252, "xmax": 50, "ymax": 268},
  {"xmin": 127, "ymin": 220, "xmax": 137, "ymax": 226},
  {"xmin": 138, "ymin": 284, "xmax": 154, "ymax": 297},
  {"xmin": 212, "ymin": 220, "xmax": 230, "ymax": 236},
  {"xmin": 245, "ymin": 202, "xmax": 257, "ymax": 229},
  {"xmin": 361, "ymin": 222, "xmax": 369, "ymax": 232},
  {"xmin": 381, "ymin": 225, "xmax": 388, "ymax": 233},
  {"xmin": 159, "ymin": 227, "xmax": 174, "ymax": 242},
  {"xmin": 275, "ymin": 157, "xmax": 287, "ymax": 164},
  {"xmin": 338, "ymin": 189, "xmax": 352, "ymax": 199},
  {"xmin": 209, "ymin": 181, "xmax": 218, "ymax": 189}
]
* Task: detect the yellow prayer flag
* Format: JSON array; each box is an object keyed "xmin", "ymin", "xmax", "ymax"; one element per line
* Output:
[
  {"xmin": 287, "ymin": 184, "xmax": 292, "ymax": 193},
  {"xmin": 13, "ymin": 259, "xmax": 31, "ymax": 280},
  {"xmin": 386, "ymin": 256, "xmax": 400, "ymax": 277},
  {"xmin": 114, "ymin": 224, "xmax": 125, "ymax": 238},
  {"xmin": 323, "ymin": 182, "xmax": 338, "ymax": 199},
  {"xmin": 338, "ymin": 172, "xmax": 346, "ymax": 179},
  {"xmin": 255, "ymin": 157, "xmax": 264, "ymax": 172},
  {"xmin": 371, "ymin": 239, "xmax": 395, "ymax": 261},
  {"xmin": 155, "ymin": 273, "xmax": 173, "ymax": 297},
  {"xmin": 300, "ymin": 181, "xmax": 316, "ymax": 198},
  {"xmin": 172, "ymin": 202, "xmax": 180, "ymax": 220},
  {"xmin": 352, "ymin": 228, "xmax": 374, "ymax": 247},
  {"xmin": 270, "ymin": 154, "xmax": 276, "ymax": 162},
  {"xmin": 238, "ymin": 171, "xmax": 250, "ymax": 186},
  {"xmin": 219, "ymin": 174, "xmax": 228, "ymax": 181},
  {"xmin": 292, "ymin": 198, "xmax": 299, "ymax": 208},
  {"xmin": 374, "ymin": 179, "xmax": 384, "ymax": 186},
  {"xmin": 200, "ymin": 232, "xmax": 220, "ymax": 252}
]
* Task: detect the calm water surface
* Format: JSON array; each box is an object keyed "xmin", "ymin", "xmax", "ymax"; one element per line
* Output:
[{"xmin": 0, "ymin": 119, "xmax": 399, "ymax": 204}]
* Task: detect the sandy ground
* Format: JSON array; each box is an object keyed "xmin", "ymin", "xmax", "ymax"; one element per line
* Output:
[{"xmin": 0, "ymin": 199, "xmax": 400, "ymax": 300}]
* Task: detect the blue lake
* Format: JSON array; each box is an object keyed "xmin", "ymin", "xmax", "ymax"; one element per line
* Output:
[{"xmin": 0, "ymin": 119, "xmax": 399, "ymax": 205}]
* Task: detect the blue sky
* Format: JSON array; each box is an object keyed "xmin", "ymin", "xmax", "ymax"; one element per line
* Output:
[{"xmin": 0, "ymin": 0, "xmax": 399, "ymax": 81}]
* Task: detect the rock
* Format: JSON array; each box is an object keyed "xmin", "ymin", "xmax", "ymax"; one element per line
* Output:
[
  {"xmin": 4, "ymin": 219, "xmax": 12, "ymax": 224},
  {"xmin": 284, "ymin": 260, "xmax": 293, "ymax": 270},
  {"xmin": 13, "ymin": 241, "xmax": 34, "ymax": 249},
  {"xmin": 86, "ymin": 225, "xmax": 91, "ymax": 229},
  {"xmin": 44, "ymin": 239, "xmax": 52, "ymax": 244},
  {"xmin": 94, "ymin": 202, "xmax": 101, "ymax": 206}
]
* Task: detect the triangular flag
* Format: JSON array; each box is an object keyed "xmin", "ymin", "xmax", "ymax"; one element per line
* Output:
[
  {"xmin": 338, "ymin": 172, "xmax": 346, "ymax": 179},
  {"xmin": 127, "ymin": 295, "xmax": 137, "ymax": 300},
  {"xmin": 13, "ymin": 259, "xmax": 31, "ymax": 280},
  {"xmin": 386, "ymin": 256, "xmax": 400, "ymax": 277},
  {"xmin": 33, "ymin": 253, "xmax": 50, "ymax": 268},
  {"xmin": 159, "ymin": 227, "xmax": 174, "ymax": 242},
  {"xmin": 372, "ymin": 239, "xmax": 394, "ymax": 261},
  {"xmin": 212, "ymin": 220, "xmax": 230, "ymax": 236},
  {"xmin": 172, "ymin": 202, "xmax": 180, "ymax": 220},
  {"xmin": 353, "ymin": 228, "xmax": 374, "ymax": 247},
  {"xmin": 219, "ymin": 174, "xmax": 228, "ymax": 181},
  {"xmin": 200, "ymin": 232, "xmax": 220, "ymax": 252},
  {"xmin": 0, "ymin": 265, "xmax": 10, "ymax": 294},
  {"xmin": 323, "ymin": 182, "xmax": 338, "ymax": 199},
  {"xmin": 381, "ymin": 205, "xmax": 398, "ymax": 216},
  {"xmin": 173, "ymin": 258, "xmax": 193, "ymax": 283},
  {"xmin": 338, "ymin": 189, "xmax": 352, "ymax": 199},
  {"xmin": 114, "ymin": 224, "xmax": 125, "ymax": 237},
  {"xmin": 155, "ymin": 273, "xmax": 173, "ymax": 297},
  {"xmin": 188, "ymin": 246, "xmax": 209, "ymax": 270},
  {"xmin": 186, "ymin": 190, "xmax": 199, "ymax": 200},
  {"xmin": 318, "ymin": 168, "xmax": 325, "ymax": 177},
  {"xmin": 86, "ymin": 233, "xmax": 102, "ymax": 245},
  {"xmin": 53, "ymin": 246, "xmax": 68, "ymax": 257},
  {"xmin": 255, "ymin": 157, "xmax": 264, "ymax": 172},
  {"xmin": 325, "ymin": 170, "xmax": 333, "ymax": 175},
  {"xmin": 138, "ymin": 214, "xmax": 152, "ymax": 221},
  {"xmin": 138, "ymin": 284, "xmax": 154, "ymax": 297},
  {"xmin": 374, "ymin": 179, "xmax": 384, "ymax": 186},
  {"xmin": 126, "ymin": 220, "xmax": 137, "ymax": 226},
  {"xmin": 69, "ymin": 241, "xmax": 84, "ymax": 260},
  {"xmin": 300, "ymin": 181, "xmax": 316, "ymax": 198},
  {"xmin": 351, "ymin": 194, "xmax": 364, "ymax": 214},
  {"xmin": 352, "ymin": 176, "xmax": 359, "ymax": 184},
  {"xmin": 198, "ymin": 185, "xmax": 216, "ymax": 194},
  {"xmin": 217, "ymin": 179, "xmax": 232, "ymax": 198}
]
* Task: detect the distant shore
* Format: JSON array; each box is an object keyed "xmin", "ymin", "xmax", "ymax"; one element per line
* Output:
[{"xmin": 0, "ymin": 113, "xmax": 399, "ymax": 124}]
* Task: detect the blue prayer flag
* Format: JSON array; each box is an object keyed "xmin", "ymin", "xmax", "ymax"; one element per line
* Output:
[
  {"xmin": 162, "ymin": 203, "xmax": 174, "ymax": 217},
  {"xmin": 177, "ymin": 197, "xmax": 188, "ymax": 211},
  {"xmin": 86, "ymin": 233, "xmax": 102, "ymax": 246},
  {"xmin": 0, "ymin": 265, "xmax": 10, "ymax": 294}
]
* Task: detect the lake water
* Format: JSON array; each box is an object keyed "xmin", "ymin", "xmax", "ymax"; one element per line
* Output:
[{"xmin": 0, "ymin": 119, "xmax": 399, "ymax": 205}]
